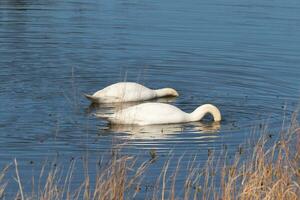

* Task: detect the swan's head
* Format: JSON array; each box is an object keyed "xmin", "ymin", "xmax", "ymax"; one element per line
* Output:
[{"xmin": 191, "ymin": 104, "xmax": 221, "ymax": 122}]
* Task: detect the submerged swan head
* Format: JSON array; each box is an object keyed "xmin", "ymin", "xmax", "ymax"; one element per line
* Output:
[
  {"xmin": 190, "ymin": 104, "xmax": 221, "ymax": 122},
  {"xmin": 155, "ymin": 88, "xmax": 179, "ymax": 97}
]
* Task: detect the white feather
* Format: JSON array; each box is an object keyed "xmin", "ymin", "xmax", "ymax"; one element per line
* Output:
[
  {"xmin": 96, "ymin": 102, "xmax": 221, "ymax": 125},
  {"xmin": 85, "ymin": 82, "xmax": 179, "ymax": 103}
]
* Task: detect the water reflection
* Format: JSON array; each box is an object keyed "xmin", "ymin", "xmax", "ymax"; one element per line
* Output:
[
  {"xmin": 105, "ymin": 121, "xmax": 221, "ymax": 140},
  {"xmin": 189, "ymin": 121, "xmax": 221, "ymax": 133}
]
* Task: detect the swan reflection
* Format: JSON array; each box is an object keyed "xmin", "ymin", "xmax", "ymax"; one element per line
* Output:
[
  {"xmin": 189, "ymin": 121, "xmax": 221, "ymax": 133},
  {"xmin": 105, "ymin": 122, "xmax": 221, "ymax": 140}
]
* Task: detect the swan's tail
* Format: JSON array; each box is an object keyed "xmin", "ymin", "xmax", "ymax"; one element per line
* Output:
[
  {"xmin": 94, "ymin": 113, "xmax": 114, "ymax": 122},
  {"xmin": 84, "ymin": 94, "xmax": 99, "ymax": 103},
  {"xmin": 94, "ymin": 113, "xmax": 109, "ymax": 119}
]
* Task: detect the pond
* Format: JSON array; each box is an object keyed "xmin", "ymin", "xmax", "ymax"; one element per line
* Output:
[{"xmin": 0, "ymin": 0, "xmax": 300, "ymax": 198}]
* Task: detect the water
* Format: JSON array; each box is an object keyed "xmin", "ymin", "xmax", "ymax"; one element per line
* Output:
[{"xmin": 0, "ymin": 0, "xmax": 300, "ymax": 197}]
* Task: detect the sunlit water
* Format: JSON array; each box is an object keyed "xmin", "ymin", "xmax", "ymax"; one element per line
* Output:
[{"xmin": 1, "ymin": 0, "xmax": 300, "ymax": 197}]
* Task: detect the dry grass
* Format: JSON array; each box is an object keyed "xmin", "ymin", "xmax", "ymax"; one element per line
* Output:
[
  {"xmin": 0, "ymin": 164, "xmax": 10, "ymax": 199},
  {"xmin": 0, "ymin": 114, "xmax": 299, "ymax": 200},
  {"xmin": 24, "ymin": 153, "xmax": 150, "ymax": 200},
  {"xmin": 172, "ymin": 112, "xmax": 300, "ymax": 200}
]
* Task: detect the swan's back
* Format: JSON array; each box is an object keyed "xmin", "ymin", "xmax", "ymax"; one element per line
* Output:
[
  {"xmin": 110, "ymin": 103, "xmax": 189, "ymax": 125},
  {"xmin": 94, "ymin": 82, "xmax": 156, "ymax": 102}
]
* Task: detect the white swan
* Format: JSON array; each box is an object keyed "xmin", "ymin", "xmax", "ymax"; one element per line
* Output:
[
  {"xmin": 96, "ymin": 102, "xmax": 221, "ymax": 125},
  {"xmin": 85, "ymin": 82, "xmax": 179, "ymax": 103}
]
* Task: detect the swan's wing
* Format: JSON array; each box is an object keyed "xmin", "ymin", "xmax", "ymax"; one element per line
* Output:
[
  {"xmin": 99, "ymin": 83, "xmax": 155, "ymax": 102},
  {"xmin": 111, "ymin": 103, "xmax": 189, "ymax": 125},
  {"xmin": 99, "ymin": 95, "xmax": 123, "ymax": 102}
]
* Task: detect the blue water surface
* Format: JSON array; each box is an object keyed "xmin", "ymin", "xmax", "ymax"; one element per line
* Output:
[{"xmin": 0, "ymin": 0, "xmax": 300, "ymax": 198}]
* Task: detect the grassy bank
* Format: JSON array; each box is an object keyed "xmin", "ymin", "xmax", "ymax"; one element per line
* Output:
[{"xmin": 0, "ymin": 114, "xmax": 299, "ymax": 200}]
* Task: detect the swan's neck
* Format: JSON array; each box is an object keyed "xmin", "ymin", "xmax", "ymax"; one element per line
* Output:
[
  {"xmin": 155, "ymin": 88, "xmax": 179, "ymax": 97},
  {"xmin": 189, "ymin": 104, "xmax": 221, "ymax": 122}
]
